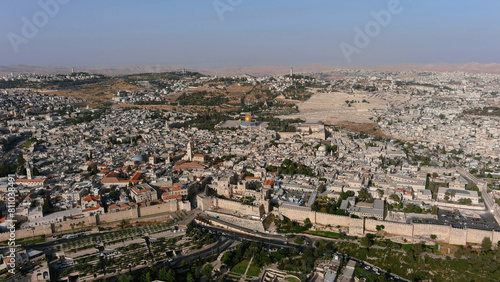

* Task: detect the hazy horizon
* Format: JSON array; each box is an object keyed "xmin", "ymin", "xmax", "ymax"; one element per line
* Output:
[{"xmin": 2, "ymin": 0, "xmax": 500, "ymax": 68}]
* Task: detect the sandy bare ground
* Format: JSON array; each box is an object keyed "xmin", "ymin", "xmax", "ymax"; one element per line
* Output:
[
  {"xmin": 278, "ymin": 90, "xmax": 413, "ymax": 137},
  {"xmin": 281, "ymin": 91, "xmax": 391, "ymax": 123}
]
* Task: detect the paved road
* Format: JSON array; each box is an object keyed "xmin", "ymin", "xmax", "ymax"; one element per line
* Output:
[
  {"xmin": 200, "ymin": 214, "xmax": 314, "ymax": 246},
  {"xmin": 201, "ymin": 221, "xmax": 410, "ymax": 281},
  {"xmin": 199, "ymin": 224, "xmax": 308, "ymax": 252},
  {"xmin": 457, "ymin": 168, "xmax": 500, "ymax": 225}
]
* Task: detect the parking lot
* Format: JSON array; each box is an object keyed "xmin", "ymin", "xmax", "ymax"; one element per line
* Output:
[
  {"xmin": 409, "ymin": 209, "xmax": 500, "ymax": 231},
  {"xmin": 437, "ymin": 209, "xmax": 500, "ymax": 230}
]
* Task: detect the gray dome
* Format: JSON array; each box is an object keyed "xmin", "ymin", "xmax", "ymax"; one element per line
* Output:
[{"xmin": 133, "ymin": 153, "xmax": 148, "ymax": 162}]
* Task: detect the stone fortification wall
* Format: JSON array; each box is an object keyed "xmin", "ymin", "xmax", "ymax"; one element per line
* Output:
[
  {"xmin": 2, "ymin": 201, "xmax": 187, "ymax": 241},
  {"xmin": 274, "ymin": 206, "xmax": 500, "ymax": 247},
  {"xmin": 315, "ymin": 212, "xmax": 352, "ymax": 227},
  {"xmin": 365, "ymin": 219, "xmax": 413, "ymax": 238},
  {"xmin": 0, "ymin": 225, "xmax": 52, "ymax": 242},
  {"xmin": 466, "ymin": 228, "xmax": 494, "ymax": 244},
  {"xmin": 205, "ymin": 210, "xmax": 265, "ymax": 232},
  {"xmin": 216, "ymin": 198, "xmax": 263, "ymax": 217},
  {"xmin": 278, "ymin": 206, "xmax": 315, "ymax": 223},
  {"xmin": 449, "ymin": 228, "xmax": 467, "ymax": 245},
  {"xmin": 140, "ymin": 202, "xmax": 178, "ymax": 217},
  {"xmin": 413, "ymin": 224, "xmax": 450, "ymax": 241}
]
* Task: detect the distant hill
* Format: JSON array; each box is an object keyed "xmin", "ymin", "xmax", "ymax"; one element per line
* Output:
[{"xmin": 2, "ymin": 62, "xmax": 500, "ymax": 77}]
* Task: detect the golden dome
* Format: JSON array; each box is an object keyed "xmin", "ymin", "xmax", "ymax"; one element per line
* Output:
[{"xmin": 245, "ymin": 115, "xmax": 252, "ymax": 121}]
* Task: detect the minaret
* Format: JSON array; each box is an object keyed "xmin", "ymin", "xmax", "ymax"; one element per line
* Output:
[
  {"xmin": 72, "ymin": 67, "xmax": 75, "ymax": 73},
  {"xmin": 290, "ymin": 67, "xmax": 293, "ymax": 77},
  {"xmin": 182, "ymin": 68, "xmax": 186, "ymax": 75}
]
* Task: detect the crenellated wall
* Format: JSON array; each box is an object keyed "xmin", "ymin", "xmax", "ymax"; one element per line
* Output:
[
  {"xmin": 140, "ymin": 202, "xmax": 178, "ymax": 217},
  {"xmin": 275, "ymin": 206, "xmax": 500, "ymax": 246},
  {"xmin": 216, "ymin": 198, "xmax": 264, "ymax": 217},
  {"xmin": 99, "ymin": 208, "xmax": 138, "ymax": 224},
  {"xmin": 0, "ymin": 201, "xmax": 190, "ymax": 241}
]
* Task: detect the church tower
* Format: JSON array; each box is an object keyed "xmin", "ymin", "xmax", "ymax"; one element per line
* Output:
[
  {"xmin": 26, "ymin": 161, "xmax": 32, "ymax": 179},
  {"xmin": 186, "ymin": 141, "xmax": 193, "ymax": 161}
]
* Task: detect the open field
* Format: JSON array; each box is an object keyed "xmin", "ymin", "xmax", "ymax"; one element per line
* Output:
[
  {"xmin": 284, "ymin": 91, "xmax": 390, "ymax": 123},
  {"xmin": 40, "ymin": 78, "xmax": 149, "ymax": 106},
  {"xmin": 279, "ymin": 90, "xmax": 417, "ymax": 137},
  {"xmin": 232, "ymin": 260, "xmax": 250, "ymax": 274}
]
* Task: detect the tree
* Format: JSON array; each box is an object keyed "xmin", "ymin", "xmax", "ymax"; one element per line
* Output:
[
  {"xmin": 376, "ymin": 225, "xmax": 385, "ymax": 231},
  {"xmin": 109, "ymin": 190, "xmax": 120, "ymax": 201},
  {"xmin": 389, "ymin": 194, "xmax": 400, "ymax": 202},
  {"xmin": 377, "ymin": 189, "xmax": 384, "ymax": 198},
  {"xmin": 159, "ymin": 266, "xmax": 176, "ymax": 282},
  {"xmin": 318, "ymin": 183, "xmax": 326, "ymax": 193},
  {"xmin": 450, "ymin": 190, "xmax": 456, "ymax": 198},
  {"xmin": 17, "ymin": 154, "xmax": 25, "ymax": 167},
  {"xmin": 481, "ymin": 237, "xmax": 492, "ymax": 252},
  {"xmin": 202, "ymin": 263, "xmax": 213, "ymax": 280},
  {"xmin": 117, "ymin": 274, "xmax": 133, "ymax": 282},
  {"xmin": 42, "ymin": 195, "xmax": 54, "ymax": 214},
  {"xmin": 194, "ymin": 267, "xmax": 201, "ymax": 280},
  {"xmin": 119, "ymin": 219, "xmax": 128, "ymax": 229},
  {"xmin": 361, "ymin": 235, "xmax": 372, "ymax": 248},
  {"xmin": 357, "ymin": 188, "xmax": 373, "ymax": 203},
  {"xmin": 304, "ymin": 218, "xmax": 312, "ymax": 229}
]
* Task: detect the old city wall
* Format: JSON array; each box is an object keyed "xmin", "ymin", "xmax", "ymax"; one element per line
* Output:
[
  {"xmin": 99, "ymin": 208, "xmax": 138, "ymax": 224},
  {"xmin": 54, "ymin": 215, "xmax": 98, "ymax": 232},
  {"xmin": 449, "ymin": 228, "xmax": 467, "ymax": 245},
  {"xmin": 4, "ymin": 202, "xmax": 188, "ymax": 241},
  {"xmin": 277, "ymin": 206, "xmax": 315, "ymax": 223},
  {"xmin": 466, "ymin": 228, "xmax": 494, "ymax": 244},
  {"xmin": 0, "ymin": 225, "xmax": 52, "ymax": 241},
  {"xmin": 139, "ymin": 202, "xmax": 178, "ymax": 217},
  {"xmin": 315, "ymin": 212, "xmax": 352, "ymax": 227},
  {"xmin": 179, "ymin": 201, "xmax": 192, "ymax": 211},
  {"xmin": 349, "ymin": 218, "xmax": 365, "ymax": 236},
  {"xmin": 205, "ymin": 210, "xmax": 265, "ymax": 232},
  {"xmin": 274, "ymin": 207, "xmax": 500, "ymax": 246},
  {"xmin": 365, "ymin": 219, "xmax": 414, "ymax": 238},
  {"xmin": 413, "ymin": 224, "xmax": 450, "ymax": 242},
  {"xmin": 216, "ymin": 198, "xmax": 262, "ymax": 217},
  {"xmin": 493, "ymin": 231, "xmax": 500, "ymax": 244}
]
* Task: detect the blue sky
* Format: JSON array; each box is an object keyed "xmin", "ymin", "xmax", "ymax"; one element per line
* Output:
[{"xmin": 1, "ymin": 0, "xmax": 499, "ymax": 67}]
